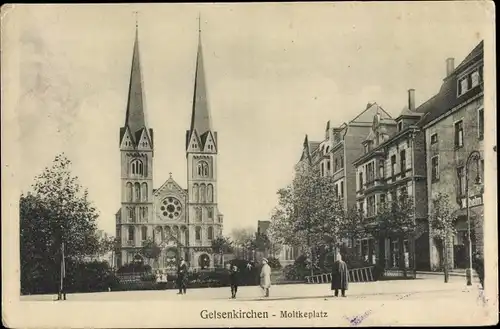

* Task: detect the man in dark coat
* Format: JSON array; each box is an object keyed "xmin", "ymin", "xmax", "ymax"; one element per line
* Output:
[
  {"xmin": 473, "ymin": 253, "xmax": 484, "ymax": 289},
  {"xmin": 331, "ymin": 253, "xmax": 349, "ymax": 297},
  {"xmin": 176, "ymin": 258, "xmax": 188, "ymax": 295},
  {"xmin": 229, "ymin": 265, "xmax": 239, "ymax": 299}
]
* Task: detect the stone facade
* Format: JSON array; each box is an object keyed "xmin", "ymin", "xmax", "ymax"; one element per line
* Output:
[
  {"xmin": 422, "ymin": 41, "xmax": 484, "ymax": 270},
  {"xmin": 115, "ymin": 28, "xmax": 223, "ymax": 272},
  {"xmin": 352, "ymin": 90, "xmax": 430, "ymax": 270}
]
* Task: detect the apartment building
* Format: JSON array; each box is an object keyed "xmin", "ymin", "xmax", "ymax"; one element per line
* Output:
[
  {"xmin": 420, "ymin": 41, "xmax": 484, "ymax": 270},
  {"xmin": 353, "ymin": 89, "xmax": 431, "ymax": 270}
]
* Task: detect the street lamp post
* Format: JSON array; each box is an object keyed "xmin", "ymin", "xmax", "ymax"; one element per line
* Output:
[{"xmin": 465, "ymin": 150, "xmax": 482, "ymax": 286}]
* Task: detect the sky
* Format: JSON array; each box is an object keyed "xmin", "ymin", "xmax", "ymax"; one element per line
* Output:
[{"xmin": 3, "ymin": 3, "xmax": 491, "ymax": 236}]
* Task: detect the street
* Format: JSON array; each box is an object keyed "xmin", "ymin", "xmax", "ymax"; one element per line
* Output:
[{"xmin": 20, "ymin": 275, "xmax": 482, "ymax": 302}]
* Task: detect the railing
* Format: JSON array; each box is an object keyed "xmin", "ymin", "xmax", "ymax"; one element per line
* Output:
[{"xmin": 305, "ymin": 266, "xmax": 375, "ymax": 284}]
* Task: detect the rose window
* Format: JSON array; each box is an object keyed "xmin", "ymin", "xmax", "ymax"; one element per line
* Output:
[{"xmin": 160, "ymin": 197, "xmax": 182, "ymax": 220}]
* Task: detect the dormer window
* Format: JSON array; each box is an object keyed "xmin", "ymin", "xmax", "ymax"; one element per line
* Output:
[
  {"xmin": 458, "ymin": 65, "xmax": 483, "ymax": 96},
  {"xmin": 397, "ymin": 122, "xmax": 403, "ymax": 132}
]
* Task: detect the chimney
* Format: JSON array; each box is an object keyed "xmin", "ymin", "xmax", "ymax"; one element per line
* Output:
[
  {"xmin": 408, "ymin": 89, "xmax": 415, "ymax": 111},
  {"xmin": 446, "ymin": 58, "xmax": 455, "ymax": 76}
]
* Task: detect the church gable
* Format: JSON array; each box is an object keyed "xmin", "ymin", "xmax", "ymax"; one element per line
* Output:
[
  {"xmin": 202, "ymin": 131, "xmax": 217, "ymax": 153},
  {"xmin": 137, "ymin": 128, "xmax": 152, "ymax": 150},
  {"xmin": 186, "ymin": 130, "xmax": 202, "ymax": 153},
  {"xmin": 154, "ymin": 176, "xmax": 187, "ymax": 199},
  {"xmin": 120, "ymin": 127, "xmax": 135, "ymax": 149}
]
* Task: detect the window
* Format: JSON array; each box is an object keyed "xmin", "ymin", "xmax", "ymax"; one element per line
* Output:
[
  {"xmin": 378, "ymin": 163, "xmax": 384, "ymax": 180},
  {"xmin": 431, "ymin": 156, "xmax": 439, "ymax": 182},
  {"xmin": 193, "ymin": 184, "xmax": 199, "ymax": 202},
  {"xmin": 400, "ymin": 150, "xmax": 406, "ymax": 178},
  {"xmin": 335, "ymin": 159, "xmax": 338, "ymax": 172},
  {"xmin": 366, "ymin": 162, "xmax": 375, "ymax": 183},
  {"xmin": 454, "ymin": 120, "xmax": 464, "ymax": 148},
  {"xmin": 364, "ymin": 144, "xmax": 369, "ymax": 154},
  {"xmin": 195, "ymin": 227, "xmax": 201, "ymax": 240},
  {"xmin": 134, "ymin": 182, "xmax": 141, "ymax": 201},
  {"xmin": 200, "ymin": 184, "xmax": 206, "ymax": 203},
  {"xmin": 131, "ymin": 159, "xmax": 144, "ymax": 175},
  {"xmin": 359, "ymin": 172, "xmax": 364, "ymax": 190},
  {"xmin": 128, "ymin": 226, "xmax": 135, "ymax": 241},
  {"xmin": 358, "ymin": 201, "xmax": 364, "ymax": 213},
  {"xmin": 471, "ymin": 71, "xmax": 480, "ymax": 88},
  {"xmin": 380, "ymin": 194, "xmax": 386, "ymax": 206},
  {"xmin": 340, "ymin": 181, "xmax": 344, "ymax": 198},
  {"xmin": 197, "ymin": 161, "xmax": 209, "ymax": 177},
  {"xmin": 141, "ymin": 226, "xmax": 147, "ymax": 241},
  {"xmin": 367, "ymin": 195, "xmax": 376, "ymax": 217},
  {"xmin": 334, "ymin": 184, "xmax": 339, "ymax": 198},
  {"xmin": 207, "ymin": 227, "xmax": 213, "ymax": 240},
  {"xmin": 196, "ymin": 208, "xmax": 202, "ymax": 222},
  {"xmin": 141, "ymin": 183, "xmax": 148, "ymax": 201},
  {"xmin": 457, "ymin": 166, "xmax": 465, "ymax": 196},
  {"xmin": 321, "ymin": 163, "xmax": 325, "ymax": 177},
  {"xmin": 478, "ymin": 108, "xmax": 484, "ymax": 140},
  {"xmin": 397, "ymin": 121, "xmax": 403, "ymax": 132},
  {"xmin": 459, "ymin": 76, "xmax": 469, "ymax": 96},
  {"xmin": 340, "ymin": 156, "xmax": 344, "ymax": 168},
  {"xmin": 128, "ymin": 207, "xmax": 134, "ymax": 221},
  {"xmin": 207, "ymin": 184, "xmax": 214, "ymax": 203},
  {"xmin": 207, "ymin": 208, "xmax": 214, "ymax": 220},
  {"xmin": 327, "ymin": 161, "xmax": 331, "ymax": 172},
  {"xmin": 391, "ymin": 155, "xmax": 397, "ymax": 178},
  {"xmin": 126, "ymin": 182, "xmax": 133, "ymax": 202},
  {"xmin": 430, "ymin": 133, "xmax": 438, "ymax": 144},
  {"xmin": 400, "ymin": 186, "xmax": 408, "ymax": 197}
]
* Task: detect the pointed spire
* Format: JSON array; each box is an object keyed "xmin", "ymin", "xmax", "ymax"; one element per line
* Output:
[
  {"xmin": 303, "ymin": 134, "xmax": 309, "ymax": 147},
  {"xmin": 124, "ymin": 16, "xmax": 147, "ymax": 141},
  {"xmin": 189, "ymin": 15, "xmax": 212, "ymax": 138}
]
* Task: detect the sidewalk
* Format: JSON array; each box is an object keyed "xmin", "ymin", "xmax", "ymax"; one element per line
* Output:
[{"xmin": 416, "ymin": 269, "xmax": 477, "ymax": 278}]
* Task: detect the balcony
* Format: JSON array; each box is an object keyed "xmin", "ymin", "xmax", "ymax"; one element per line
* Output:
[{"xmin": 125, "ymin": 240, "xmax": 135, "ymax": 247}]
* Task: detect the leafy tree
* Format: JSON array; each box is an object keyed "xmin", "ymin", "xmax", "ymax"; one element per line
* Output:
[
  {"xmin": 429, "ymin": 193, "xmax": 457, "ymax": 283},
  {"xmin": 340, "ymin": 206, "xmax": 369, "ymax": 244},
  {"xmin": 211, "ymin": 236, "xmax": 233, "ymax": 266},
  {"xmin": 372, "ymin": 189, "xmax": 416, "ymax": 277},
  {"xmin": 140, "ymin": 237, "xmax": 162, "ymax": 266},
  {"xmin": 269, "ymin": 165, "xmax": 345, "ymax": 275},
  {"xmin": 20, "ymin": 153, "xmax": 100, "ymax": 294}
]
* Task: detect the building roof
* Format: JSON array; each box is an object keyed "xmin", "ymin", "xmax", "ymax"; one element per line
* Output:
[
  {"xmin": 418, "ymin": 40, "xmax": 484, "ymax": 127},
  {"xmin": 123, "ymin": 27, "xmax": 148, "ymax": 143},
  {"xmin": 189, "ymin": 32, "xmax": 212, "ymax": 139}
]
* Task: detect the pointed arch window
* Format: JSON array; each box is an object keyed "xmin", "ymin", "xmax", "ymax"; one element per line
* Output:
[
  {"xmin": 207, "ymin": 208, "xmax": 214, "ymax": 221},
  {"xmin": 141, "ymin": 226, "xmax": 147, "ymax": 241},
  {"xmin": 193, "ymin": 183, "xmax": 199, "ymax": 202},
  {"xmin": 126, "ymin": 182, "xmax": 133, "ymax": 202},
  {"xmin": 200, "ymin": 184, "xmax": 206, "ymax": 203},
  {"xmin": 141, "ymin": 207, "xmax": 147, "ymax": 221},
  {"xmin": 134, "ymin": 182, "xmax": 141, "ymax": 201},
  {"xmin": 128, "ymin": 226, "xmax": 135, "ymax": 241},
  {"xmin": 207, "ymin": 184, "xmax": 214, "ymax": 203},
  {"xmin": 196, "ymin": 208, "xmax": 202, "ymax": 222},
  {"xmin": 197, "ymin": 161, "xmax": 209, "ymax": 177},
  {"xmin": 207, "ymin": 226, "xmax": 214, "ymax": 240},
  {"xmin": 195, "ymin": 226, "xmax": 202, "ymax": 241},
  {"xmin": 131, "ymin": 159, "xmax": 144, "ymax": 176}
]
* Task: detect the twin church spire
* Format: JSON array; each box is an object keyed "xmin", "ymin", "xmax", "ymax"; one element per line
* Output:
[{"xmin": 121, "ymin": 16, "xmax": 214, "ymax": 151}]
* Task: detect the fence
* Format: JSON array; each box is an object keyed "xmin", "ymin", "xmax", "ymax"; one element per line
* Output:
[{"xmin": 305, "ymin": 266, "xmax": 375, "ymax": 284}]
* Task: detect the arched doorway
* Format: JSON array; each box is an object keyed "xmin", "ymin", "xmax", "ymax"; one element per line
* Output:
[{"xmin": 198, "ymin": 253, "xmax": 210, "ymax": 269}]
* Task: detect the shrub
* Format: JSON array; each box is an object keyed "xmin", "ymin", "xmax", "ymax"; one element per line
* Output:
[
  {"xmin": 116, "ymin": 262, "xmax": 152, "ymax": 274},
  {"xmin": 267, "ymin": 257, "xmax": 282, "ymax": 270}
]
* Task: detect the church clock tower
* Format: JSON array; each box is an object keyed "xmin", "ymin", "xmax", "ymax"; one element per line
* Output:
[
  {"xmin": 116, "ymin": 24, "xmax": 154, "ymax": 267},
  {"xmin": 186, "ymin": 23, "xmax": 223, "ymax": 266}
]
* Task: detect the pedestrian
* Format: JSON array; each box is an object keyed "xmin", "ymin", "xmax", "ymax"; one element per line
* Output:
[
  {"xmin": 331, "ymin": 252, "xmax": 349, "ymax": 298},
  {"xmin": 260, "ymin": 258, "xmax": 271, "ymax": 298},
  {"xmin": 229, "ymin": 265, "xmax": 239, "ymax": 299},
  {"xmin": 176, "ymin": 257, "xmax": 188, "ymax": 295},
  {"xmin": 473, "ymin": 252, "xmax": 484, "ymax": 289}
]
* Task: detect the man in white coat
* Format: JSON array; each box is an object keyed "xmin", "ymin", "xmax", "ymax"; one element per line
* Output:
[{"xmin": 260, "ymin": 258, "xmax": 272, "ymax": 297}]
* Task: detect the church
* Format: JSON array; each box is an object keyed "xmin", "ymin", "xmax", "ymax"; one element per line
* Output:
[{"xmin": 115, "ymin": 23, "xmax": 224, "ymax": 272}]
